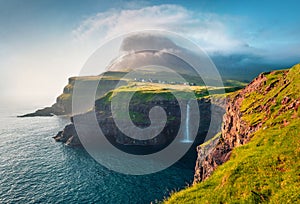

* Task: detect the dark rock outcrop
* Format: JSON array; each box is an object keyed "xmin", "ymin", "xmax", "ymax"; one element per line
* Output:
[
  {"xmin": 53, "ymin": 124, "xmax": 81, "ymax": 146},
  {"xmin": 18, "ymin": 107, "xmax": 55, "ymax": 117}
]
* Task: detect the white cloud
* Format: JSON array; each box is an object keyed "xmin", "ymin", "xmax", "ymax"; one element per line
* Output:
[{"xmin": 72, "ymin": 4, "xmax": 248, "ymax": 54}]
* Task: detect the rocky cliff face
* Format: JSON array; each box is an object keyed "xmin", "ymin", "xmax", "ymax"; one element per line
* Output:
[
  {"xmin": 194, "ymin": 73, "xmax": 267, "ymax": 183},
  {"xmin": 193, "ymin": 65, "xmax": 300, "ymax": 184},
  {"xmin": 19, "ymin": 72, "xmax": 128, "ymax": 117},
  {"xmin": 19, "ymin": 77, "xmax": 77, "ymax": 117}
]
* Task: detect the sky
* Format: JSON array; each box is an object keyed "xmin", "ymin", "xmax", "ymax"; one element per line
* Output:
[{"xmin": 0, "ymin": 0, "xmax": 300, "ymax": 107}]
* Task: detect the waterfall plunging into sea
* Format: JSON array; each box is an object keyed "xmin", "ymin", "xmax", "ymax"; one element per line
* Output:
[{"xmin": 181, "ymin": 100, "xmax": 193, "ymax": 143}]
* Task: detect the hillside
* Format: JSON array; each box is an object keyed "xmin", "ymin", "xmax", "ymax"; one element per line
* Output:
[{"xmin": 165, "ymin": 64, "xmax": 300, "ymax": 203}]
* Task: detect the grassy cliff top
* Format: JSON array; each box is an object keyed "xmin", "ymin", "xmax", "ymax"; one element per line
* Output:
[
  {"xmin": 96, "ymin": 80, "xmax": 244, "ymax": 105},
  {"xmin": 50, "ymin": 69, "xmax": 245, "ymax": 115},
  {"xmin": 74, "ymin": 70, "xmax": 247, "ymax": 104},
  {"xmin": 165, "ymin": 64, "xmax": 300, "ymax": 203}
]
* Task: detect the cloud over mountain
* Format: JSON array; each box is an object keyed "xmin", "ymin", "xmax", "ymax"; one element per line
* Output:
[
  {"xmin": 72, "ymin": 4, "xmax": 247, "ymax": 54},
  {"xmin": 73, "ymin": 4, "xmax": 299, "ymax": 80}
]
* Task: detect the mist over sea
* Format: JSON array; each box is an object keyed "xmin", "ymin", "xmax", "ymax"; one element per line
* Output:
[{"xmin": 0, "ymin": 104, "xmax": 193, "ymax": 203}]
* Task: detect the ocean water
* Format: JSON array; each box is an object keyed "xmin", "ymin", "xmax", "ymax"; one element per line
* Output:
[{"xmin": 0, "ymin": 105, "xmax": 194, "ymax": 204}]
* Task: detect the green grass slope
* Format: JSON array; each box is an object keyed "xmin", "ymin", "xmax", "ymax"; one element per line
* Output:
[{"xmin": 165, "ymin": 64, "xmax": 300, "ymax": 203}]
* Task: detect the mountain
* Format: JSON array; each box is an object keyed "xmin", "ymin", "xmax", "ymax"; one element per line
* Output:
[{"xmin": 165, "ymin": 64, "xmax": 300, "ymax": 203}]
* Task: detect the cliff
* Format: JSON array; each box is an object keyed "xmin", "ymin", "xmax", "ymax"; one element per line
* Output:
[
  {"xmin": 193, "ymin": 71, "xmax": 267, "ymax": 183},
  {"xmin": 53, "ymin": 87, "xmax": 226, "ymax": 150},
  {"xmin": 18, "ymin": 72, "xmax": 128, "ymax": 117},
  {"xmin": 165, "ymin": 64, "xmax": 300, "ymax": 203},
  {"xmin": 51, "ymin": 67, "xmax": 247, "ymax": 148}
]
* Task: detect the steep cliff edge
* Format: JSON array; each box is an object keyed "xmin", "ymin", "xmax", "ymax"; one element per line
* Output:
[
  {"xmin": 166, "ymin": 64, "xmax": 300, "ymax": 203},
  {"xmin": 193, "ymin": 70, "xmax": 267, "ymax": 183},
  {"xmin": 18, "ymin": 72, "xmax": 128, "ymax": 117}
]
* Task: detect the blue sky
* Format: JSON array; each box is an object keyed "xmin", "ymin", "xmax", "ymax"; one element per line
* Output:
[{"xmin": 0, "ymin": 0, "xmax": 299, "ymax": 106}]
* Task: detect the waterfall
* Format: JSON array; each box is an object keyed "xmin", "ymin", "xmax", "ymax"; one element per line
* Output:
[{"xmin": 182, "ymin": 101, "xmax": 193, "ymax": 143}]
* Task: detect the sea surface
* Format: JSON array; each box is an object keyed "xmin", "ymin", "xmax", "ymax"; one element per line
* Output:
[{"xmin": 0, "ymin": 104, "xmax": 194, "ymax": 204}]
